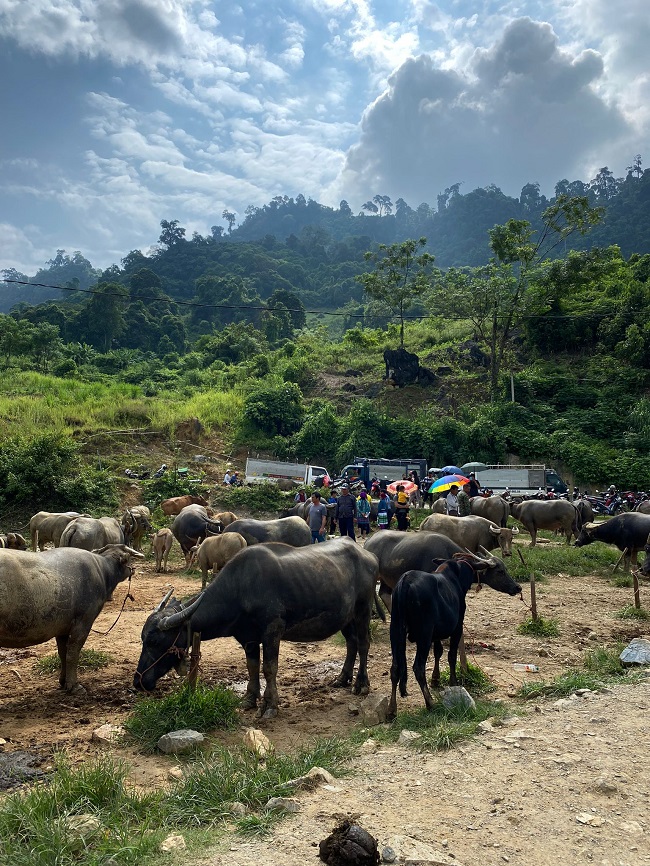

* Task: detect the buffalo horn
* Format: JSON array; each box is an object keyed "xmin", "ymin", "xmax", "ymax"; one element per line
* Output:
[
  {"xmin": 478, "ymin": 545, "xmax": 498, "ymax": 565},
  {"xmin": 158, "ymin": 593, "xmax": 205, "ymax": 630},
  {"xmin": 583, "ymin": 522, "xmax": 599, "ymax": 530},
  {"xmin": 124, "ymin": 546, "xmax": 145, "ymax": 558},
  {"xmin": 489, "ymin": 524, "xmax": 501, "ymax": 535},
  {"xmin": 155, "ymin": 588, "xmax": 175, "ymax": 612},
  {"xmin": 511, "ymin": 526, "xmax": 520, "ymax": 535}
]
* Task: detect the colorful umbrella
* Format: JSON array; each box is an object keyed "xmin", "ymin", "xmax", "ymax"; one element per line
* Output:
[
  {"xmin": 386, "ymin": 480, "xmax": 419, "ymax": 495},
  {"xmin": 429, "ymin": 474, "xmax": 470, "ymax": 493},
  {"xmin": 440, "ymin": 465, "xmax": 464, "ymax": 476}
]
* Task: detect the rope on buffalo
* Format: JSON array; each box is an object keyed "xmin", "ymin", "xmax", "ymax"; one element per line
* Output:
[{"xmin": 90, "ymin": 572, "xmax": 135, "ymax": 636}]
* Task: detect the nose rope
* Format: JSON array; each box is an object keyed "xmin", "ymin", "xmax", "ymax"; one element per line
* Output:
[
  {"xmin": 90, "ymin": 570, "xmax": 135, "ymax": 636},
  {"xmin": 133, "ymin": 627, "xmax": 188, "ymax": 692}
]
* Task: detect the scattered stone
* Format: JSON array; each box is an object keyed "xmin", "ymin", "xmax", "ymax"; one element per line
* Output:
[
  {"xmin": 265, "ymin": 797, "xmax": 300, "ymax": 813},
  {"xmin": 576, "ymin": 813, "xmax": 605, "ymax": 827},
  {"xmin": 384, "ymin": 834, "xmax": 458, "ymax": 865},
  {"xmin": 442, "ymin": 686, "xmax": 475, "ymax": 711},
  {"xmin": 594, "ymin": 777, "xmax": 618, "ymax": 795},
  {"xmin": 360, "ymin": 738, "xmax": 378, "ymax": 754},
  {"xmin": 242, "ymin": 727, "xmax": 274, "ymax": 758},
  {"xmin": 538, "ymin": 648, "xmax": 549, "ymax": 657},
  {"xmin": 589, "ymin": 717, "xmax": 609, "ymax": 724},
  {"xmin": 65, "ymin": 814, "xmax": 102, "ymax": 841},
  {"xmin": 382, "ymin": 844, "xmax": 397, "ymax": 863},
  {"xmin": 319, "ymin": 820, "xmax": 380, "ymax": 865},
  {"xmin": 156, "ymin": 729, "xmax": 205, "ymax": 754},
  {"xmin": 620, "ymin": 820, "xmax": 644, "ymax": 835},
  {"xmin": 620, "ymin": 638, "xmax": 650, "ymax": 666},
  {"xmin": 348, "ymin": 703, "xmax": 360, "ymax": 716},
  {"xmin": 286, "ymin": 766, "xmax": 336, "ymax": 791},
  {"xmin": 361, "ymin": 693, "xmax": 390, "ymax": 726},
  {"xmin": 553, "ymin": 699, "xmax": 574, "ymax": 710},
  {"xmin": 477, "ymin": 720, "xmax": 495, "ymax": 734},
  {"xmin": 575, "ymin": 689, "xmax": 592, "ymax": 696},
  {"xmin": 229, "ymin": 801, "xmax": 247, "ymax": 817},
  {"xmin": 398, "ymin": 730, "xmax": 422, "ymax": 746},
  {"xmin": 92, "ymin": 724, "xmax": 124, "ymax": 745},
  {"xmin": 167, "ymin": 766, "xmax": 184, "ymax": 782},
  {"xmin": 160, "ymin": 833, "xmax": 186, "ymax": 853}
]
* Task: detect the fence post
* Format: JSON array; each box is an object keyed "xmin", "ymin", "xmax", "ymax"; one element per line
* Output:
[{"xmin": 188, "ymin": 632, "xmax": 202, "ymax": 691}]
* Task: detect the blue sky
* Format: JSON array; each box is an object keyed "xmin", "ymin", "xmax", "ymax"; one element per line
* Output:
[{"xmin": 1, "ymin": 0, "xmax": 648, "ymax": 273}]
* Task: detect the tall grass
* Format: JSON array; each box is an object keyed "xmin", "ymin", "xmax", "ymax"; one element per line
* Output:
[{"xmin": 507, "ymin": 540, "xmax": 618, "ymax": 581}]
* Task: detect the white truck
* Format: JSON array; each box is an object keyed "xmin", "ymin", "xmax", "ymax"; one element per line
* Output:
[
  {"xmin": 245, "ymin": 458, "xmax": 330, "ymax": 487},
  {"xmin": 461, "ymin": 463, "xmax": 567, "ymax": 497}
]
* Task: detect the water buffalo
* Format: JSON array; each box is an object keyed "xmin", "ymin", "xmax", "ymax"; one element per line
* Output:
[
  {"xmin": 640, "ymin": 532, "xmax": 650, "ymax": 576},
  {"xmin": 364, "ymin": 529, "xmax": 515, "ymax": 610},
  {"xmin": 575, "ymin": 513, "xmax": 650, "ymax": 571},
  {"xmin": 0, "ymin": 532, "xmax": 28, "ymax": 550},
  {"xmin": 121, "ymin": 506, "xmax": 153, "ymax": 551},
  {"xmin": 223, "ymin": 516, "xmax": 311, "ymax": 547},
  {"xmin": 510, "ymin": 500, "xmax": 578, "ymax": 546},
  {"xmin": 213, "ymin": 511, "xmax": 238, "ymax": 527},
  {"xmin": 134, "ymin": 538, "xmax": 380, "ymax": 717},
  {"xmin": 171, "ymin": 505, "xmax": 222, "ymax": 564},
  {"xmin": 29, "ymin": 511, "xmax": 89, "ymax": 551},
  {"xmin": 635, "ymin": 501, "xmax": 650, "ymax": 515},
  {"xmin": 189, "ymin": 532, "xmax": 248, "ymax": 588},
  {"xmin": 161, "ymin": 494, "xmax": 209, "ymax": 517},
  {"xmin": 0, "ymin": 544, "xmax": 143, "ymax": 691},
  {"xmin": 574, "ymin": 499, "xmax": 595, "ymax": 527},
  {"xmin": 420, "ymin": 513, "xmax": 519, "ymax": 557},
  {"xmin": 388, "ymin": 558, "xmax": 522, "ymax": 718},
  {"xmin": 470, "ymin": 496, "xmax": 510, "ymax": 527},
  {"xmin": 59, "ymin": 516, "xmax": 124, "ymax": 551},
  {"xmin": 152, "ymin": 528, "xmax": 174, "ymax": 573}
]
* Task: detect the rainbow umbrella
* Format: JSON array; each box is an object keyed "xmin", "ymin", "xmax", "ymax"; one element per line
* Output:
[{"xmin": 429, "ymin": 474, "xmax": 470, "ymax": 493}]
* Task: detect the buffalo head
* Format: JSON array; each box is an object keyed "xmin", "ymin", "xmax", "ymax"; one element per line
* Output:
[
  {"xmin": 455, "ymin": 547, "xmax": 522, "ymax": 595},
  {"xmin": 573, "ymin": 521, "xmax": 599, "ymax": 547},
  {"xmin": 133, "ymin": 590, "xmax": 203, "ymax": 691}
]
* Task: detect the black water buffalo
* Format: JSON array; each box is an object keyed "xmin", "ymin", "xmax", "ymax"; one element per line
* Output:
[
  {"xmin": 640, "ymin": 532, "xmax": 650, "ymax": 576},
  {"xmin": 470, "ymin": 495, "xmax": 510, "ymax": 527},
  {"xmin": 134, "ymin": 538, "xmax": 380, "ymax": 717},
  {"xmin": 364, "ymin": 529, "xmax": 514, "ymax": 610},
  {"xmin": 420, "ymin": 513, "xmax": 519, "ymax": 557},
  {"xmin": 0, "ymin": 544, "xmax": 143, "ymax": 691},
  {"xmin": 575, "ymin": 513, "xmax": 650, "ymax": 571},
  {"xmin": 171, "ymin": 505, "xmax": 222, "ymax": 564},
  {"xmin": 223, "ymin": 516, "xmax": 311, "ymax": 547},
  {"xmin": 59, "ymin": 516, "xmax": 124, "ymax": 551},
  {"xmin": 388, "ymin": 557, "xmax": 522, "ymax": 718},
  {"xmin": 510, "ymin": 500, "xmax": 578, "ymax": 546}
]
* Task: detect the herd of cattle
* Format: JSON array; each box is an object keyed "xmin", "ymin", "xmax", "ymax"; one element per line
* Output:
[{"xmin": 1, "ymin": 493, "xmax": 650, "ymax": 720}]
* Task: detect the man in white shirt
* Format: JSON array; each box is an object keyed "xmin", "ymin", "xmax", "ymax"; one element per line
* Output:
[{"xmin": 445, "ymin": 484, "xmax": 460, "ymax": 517}]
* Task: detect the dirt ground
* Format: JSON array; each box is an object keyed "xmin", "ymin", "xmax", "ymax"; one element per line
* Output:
[{"xmin": 0, "ymin": 536, "xmax": 649, "ymax": 865}]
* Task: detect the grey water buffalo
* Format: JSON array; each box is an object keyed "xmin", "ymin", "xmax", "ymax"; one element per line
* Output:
[
  {"xmin": 509, "ymin": 500, "xmax": 578, "ymax": 546},
  {"xmin": 161, "ymin": 494, "xmax": 209, "ymax": 517},
  {"xmin": 134, "ymin": 538, "xmax": 380, "ymax": 717},
  {"xmin": 152, "ymin": 528, "xmax": 174, "ymax": 573},
  {"xmin": 635, "ymin": 501, "xmax": 650, "ymax": 515},
  {"xmin": 575, "ymin": 513, "xmax": 650, "ymax": 572},
  {"xmin": 29, "ymin": 511, "xmax": 89, "ymax": 551},
  {"xmin": 420, "ymin": 513, "xmax": 519, "ymax": 557},
  {"xmin": 470, "ymin": 496, "xmax": 510, "ymax": 527},
  {"xmin": 60, "ymin": 516, "xmax": 124, "ymax": 551},
  {"xmin": 0, "ymin": 532, "xmax": 28, "ymax": 550},
  {"xmin": 171, "ymin": 505, "xmax": 222, "ymax": 564},
  {"xmin": 189, "ymin": 532, "xmax": 248, "ymax": 588},
  {"xmin": 223, "ymin": 516, "xmax": 311, "ymax": 547},
  {"xmin": 0, "ymin": 544, "xmax": 143, "ymax": 691},
  {"xmin": 574, "ymin": 499, "xmax": 595, "ymax": 527},
  {"xmin": 364, "ymin": 529, "xmax": 516, "ymax": 610},
  {"xmin": 121, "ymin": 506, "xmax": 153, "ymax": 551},
  {"xmin": 388, "ymin": 558, "xmax": 522, "ymax": 718}
]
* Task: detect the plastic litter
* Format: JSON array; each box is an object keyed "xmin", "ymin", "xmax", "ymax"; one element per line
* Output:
[{"xmin": 513, "ymin": 663, "xmax": 539, "ymax": 672}]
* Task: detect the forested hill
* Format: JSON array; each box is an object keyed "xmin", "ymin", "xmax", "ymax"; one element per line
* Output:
[{"xmin": 2, "ymin": 164, "xmax": 650, "ymax": 316}]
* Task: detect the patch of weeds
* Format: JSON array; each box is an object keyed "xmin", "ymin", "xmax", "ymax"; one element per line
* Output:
[
  {"xmin": 438, "ymin": 661, "xmax": 495, "ymax": 694},
  {"xmin": 616, "ymin": 605, "xmax": 649, "ymax": 620},
  {"xmin": 583, "ymin": 645, "xmax": 627, "ymax": 678},
  {"xmin": 124, "ymin": 682, "xmax": 240, "ymax": 751},
  {"xmin": 0, "ymin": 754, "xmax": 161, "ymax": 866},
  {"xmin": 612, "ymin": 574, "xmax": 634, "ymax": 588},
  {"xmin": 163, "ymin": 737, "xmax": 355, "ymax": 827},
  {"xmin": 518, "ymin": 643, "xmax": 636, "ymax": 700},
  {"xmin": 34, "ymin": 649, "xmax": 113, "ymax": 676},
  {"xmin": 235, "ymin": 812, "xmax": 277, "ymax": 837},
  {"xmin": 517, "ymin": 616, "xmax": 560, "ymax": 638},
  {"xmin": 359, "ymin": 698, "xmax": 506, "ymax": 752}
]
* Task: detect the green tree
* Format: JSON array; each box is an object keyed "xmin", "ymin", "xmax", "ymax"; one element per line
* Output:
[
  {"xmin": 356, "ymin": 237, "xmax": 434, "ymax": 346},
  {"xmin": 222, "ymin": 210, "xmax": 237, "ymax": 233},
  {"xmin": 243, "ymin": 382, "xmax": 303, "ymax": 436},
  {"xmin": 159, "ymin": 220, "xmax": 186, "ymax": 248}
]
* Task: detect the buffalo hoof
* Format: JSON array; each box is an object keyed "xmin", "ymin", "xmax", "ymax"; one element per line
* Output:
[
  {"xmin": 331, "ymin": 675, "xmax": 352, "ymax": 689},
  {"xmin": 260, "ymin": 707, "xmax": 278, "ymax": 720},
  {"xmin": 353, "ymin": 682, "xmax": 370, "ymax": 696},
  {"xmin": 241, "ymin": 693, "xmax": 258, "ymax": 711},
  {"xmin": 64, "ymin": 683, "xmax": 87, "ymax": 695}
]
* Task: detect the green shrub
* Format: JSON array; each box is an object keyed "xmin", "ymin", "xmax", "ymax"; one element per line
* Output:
[
  {"xmin": 218, "ymin": 482, "xmax": 288, "ymax": 514},
  {"xmin": 242, "ymin": 381, "xmax": 304, "ymax": 437},
  {"xmin": 517, "ymin": 616, "xmax": 560, "ymax": 637}
]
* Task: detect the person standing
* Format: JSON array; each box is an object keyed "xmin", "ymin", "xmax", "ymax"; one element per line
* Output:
[
  {"xmin": 467, "ymin": 472, "xmax": 481, "ymax": 498},
  {"xmin": 376, "ymin": 490, "xmax": 391, "ymax": 529},
  {"xmin": 422, "ymin": 471, "xmax": 435, "ymax": 508},
  {"xmin": 356, "ymin": 489, "xmax": 371, "ymax": 538},
  {"xmin": 445, "ymin": 484, "xmax": 460, "ymax": 517},
  {"xmin": 458, "ymin": 483, "xmax": 472, "ymax": 517},
  {"xmin": 395, "ymin": 484, "xmax": 410, "ymax": 531},
  {"xmin": 308, "ymin": 491, "xmax": 328, "ymax": 543},
  {"xmin": 335, "ymin": 484, "xmax": 356, "ymax": 540}
]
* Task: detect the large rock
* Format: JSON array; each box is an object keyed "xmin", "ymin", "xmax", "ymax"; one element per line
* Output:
[
  {"xmin": 360, "ymin": 693, "xmax": 390, "ymax": 726},
  {"xmin": 441, "ymin": 686, "xmax": 476, "ymax": 711},
  {"xmin": 620, "ymin": 638, "xmax": 650, "ymax": 665},
  {"xmin": 156, "ymin": 729, "xmax": 205, "ymax": 754},
  {"xmin": 242, "ymin": 727, "xmax": 274, "ymax": 757}
]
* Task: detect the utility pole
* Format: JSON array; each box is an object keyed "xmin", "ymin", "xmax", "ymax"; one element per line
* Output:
[{"xmin": 510, "ymin": 372, "xmax": 515, "ymax": 403}]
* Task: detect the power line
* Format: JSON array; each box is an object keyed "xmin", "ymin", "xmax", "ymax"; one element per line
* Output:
[{"xmin": 0, "ymin": 278, "xmax": 615, "ymax": 321}]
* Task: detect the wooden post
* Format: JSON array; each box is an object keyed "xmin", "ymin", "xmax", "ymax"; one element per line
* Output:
[
  {"xmin": 611, "ymin": 548, "xmax": 628, "ymax": 573},
  {"xmin": 459, "ymin": 634, "xmax": 468, "ymax": 674},
  {"xmin": 633, "ymin": 572, "xmax": 641, "ymax": 609},
  {"xmin": 529, "ymin": 573, "xmax": 538, "ymax": 621},
  {"xmin": 188, "ymin": 631, "xmax": 202, "ymax": 691}
]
